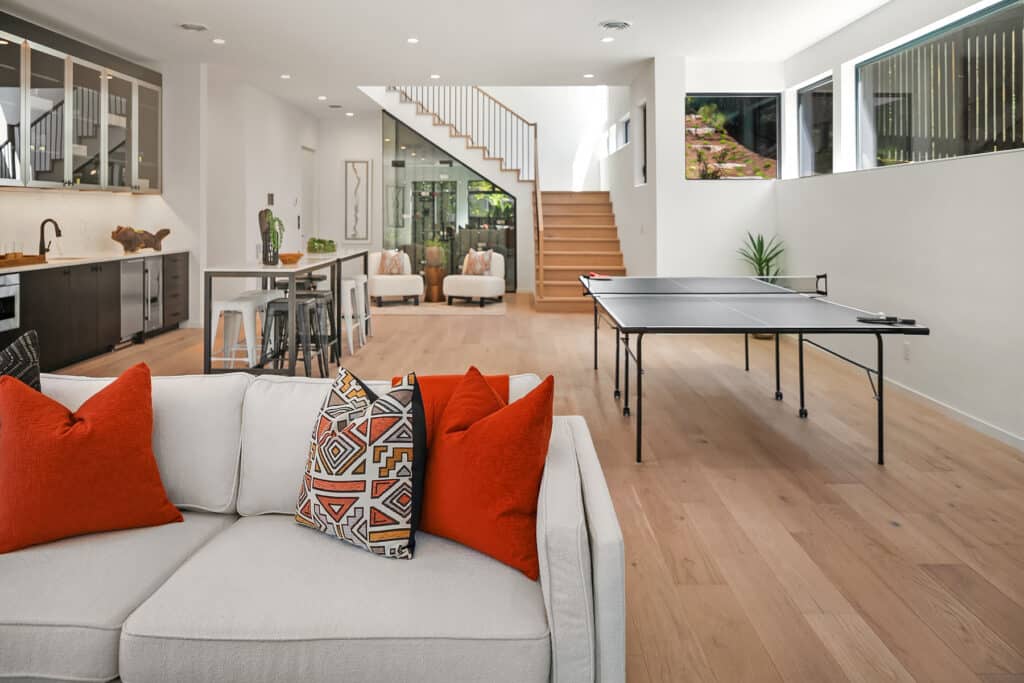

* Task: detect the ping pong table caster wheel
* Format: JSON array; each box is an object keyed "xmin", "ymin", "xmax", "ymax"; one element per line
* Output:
[
  {"xmin": 623, "ymin": 407, "xmax": 631, "ymax": 417},
  {"xmin": 614, "ymin": 390, "xmax": 621, "ymax": 399},
  {"xmin": 775, "ymin": 391, "xmax": 784, "ymax": 401},
  {"xmin": 799, "ymin": 408, "xmax": 808, "ymax": 419}
]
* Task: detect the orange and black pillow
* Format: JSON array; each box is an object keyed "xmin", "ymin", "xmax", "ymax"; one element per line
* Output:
[
  {"xmin": 296, "ymin": 367, "xmax": 427, "ymax": 558},
  {"xmin": 0, "ymin": 330, "xmax": 41, "ymax": 391}
]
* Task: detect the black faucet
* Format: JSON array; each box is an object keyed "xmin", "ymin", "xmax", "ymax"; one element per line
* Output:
[{"xmin": 39, "ymin": 218, "xmax": 62, "ymax": 256}]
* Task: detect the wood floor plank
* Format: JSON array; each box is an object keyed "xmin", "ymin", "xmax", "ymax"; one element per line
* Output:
[{"xmin": 58, "ymin": 297, "xmax": 1024, "ymax": 681}]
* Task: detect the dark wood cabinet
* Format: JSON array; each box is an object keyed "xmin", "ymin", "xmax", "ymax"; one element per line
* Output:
[
  {"xmin": 162, "ymin": 252, "xmax": 189, "ymax": 327},
  {"xmin": 19, "ymin": 262, "xmax": 122, "ymax": 371}
]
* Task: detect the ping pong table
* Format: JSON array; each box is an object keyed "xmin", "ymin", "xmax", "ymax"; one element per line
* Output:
[{"xmin": 580, "ymin": 274, "xmax": 930, "ymax": 465}]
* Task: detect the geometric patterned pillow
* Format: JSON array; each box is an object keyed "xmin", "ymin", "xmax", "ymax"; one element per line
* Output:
[
  {"xmin": 0, "ymin": 329, "xmax": 41, "ymax": 391},
  {"xmin": 463, "ymin": 248, "xmax": 493, "ymax": 276},
  {"xmin": 295, "ymin": 368, "xmax": 426, "ymax": 559}
]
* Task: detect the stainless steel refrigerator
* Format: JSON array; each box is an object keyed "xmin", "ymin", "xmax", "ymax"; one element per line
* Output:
[{"xmin": 120, "ymin": 256, "xmax": 163, "ymax": 341}]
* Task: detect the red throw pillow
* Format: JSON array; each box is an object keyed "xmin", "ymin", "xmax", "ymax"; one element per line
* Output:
[
  {"xmin": 392, "ymin": 373, "xmax": 509, "ymax": 447},
  {"xmin": 0, "ymin": 363, "xmax": 182, "ymax": 553},
  {"xmin": 421, "ymin": 366, "xmax": 553, "ymax": 579}
]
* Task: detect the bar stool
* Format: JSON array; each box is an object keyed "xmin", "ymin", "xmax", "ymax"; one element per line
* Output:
[
  {"xmin": 297, "ymin": 289, "xmax": 338, "ymax": 363},
  {"xmin": 209, "ymin": 290, "xmax": 278, "ymax": 367},
  {"xmin": 260, "ymin": 298, "xmax": 329, "ymax": 377},
  {"xmin": 352, "ymin": 273, "xmax": 371, "ymax": 338}
]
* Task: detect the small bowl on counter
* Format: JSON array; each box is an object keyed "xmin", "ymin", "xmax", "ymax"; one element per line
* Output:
[{"xmin": 278, "ymin": 252, "xmax": 304, "ymax": 265}]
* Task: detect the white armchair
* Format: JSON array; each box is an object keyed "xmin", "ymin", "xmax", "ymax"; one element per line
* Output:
[
  {"xmin": 444, "ymin": 251, "xmax": 506, "ymax": 307},
  {"xmin": 368, "ymin": 251, "xmax": 424, "ymax": 306}
]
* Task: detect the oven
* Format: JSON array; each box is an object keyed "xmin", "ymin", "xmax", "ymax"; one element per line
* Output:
[{"xmin": 0, "ymin": 274, "xmax": 19, "ymax": 333}]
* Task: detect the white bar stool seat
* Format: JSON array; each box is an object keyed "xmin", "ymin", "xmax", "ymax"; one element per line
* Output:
[{"xmin": 209, "ymin": 290, "xmax": 276, "ymax": 367}]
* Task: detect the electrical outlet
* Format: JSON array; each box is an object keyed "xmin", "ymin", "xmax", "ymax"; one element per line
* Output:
[
  {"xmin": 267, "ymin": 193, "xmax": 274, "ymax": 206},
  {"xmin": 903, "ymin": 340, "xmax": 911, "ymax": 361}
]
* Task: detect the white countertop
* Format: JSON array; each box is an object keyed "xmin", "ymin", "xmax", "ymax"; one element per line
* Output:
[
  {"xmin": 0, "ymin": 249, "xmax": 190, "ymax": 274},
  {"xmin": 204, "ymin": 250, "xmax": 368, "ymax": 275}
]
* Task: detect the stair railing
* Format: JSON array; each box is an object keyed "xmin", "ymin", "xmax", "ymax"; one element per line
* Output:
[{"xmin": 389, "ymin": 85, "xmax": 546, "ymax": 299}]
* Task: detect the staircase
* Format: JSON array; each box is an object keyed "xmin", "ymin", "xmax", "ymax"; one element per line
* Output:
[
  {"xmin": 360, "ymin": 85, "xmax": 626, "ymax": 311},
  {"xmin": 535, "ymin": 191, "xmax": 626, "ymax": 312}
]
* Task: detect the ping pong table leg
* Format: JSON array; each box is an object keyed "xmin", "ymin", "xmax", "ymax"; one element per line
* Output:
[
  {"xmin": 744, "ymin": 333, "xmax": 750, "ymax": 372},
  {"xmin": 623, "ymin": 333, "xmax": 631, "ymax": 417},
  {"xmin": 636, "ymin": 333, "xmax": 644, "ymax": 463},
  {"xmin": 798, "ymin": 333, "xmax": 808, "ymax": 418},
  {"xmin": 876, "ymin": 333, "xmax": 885, "ymax": 466},
  {"xmin": 774, "ymin": 334, "xmax": 783, "ymax": 400},
  {"xmin": 593, "ymin": 298, "xmax": 599, "ymax": 371},
  {"xmin": 614, "ymin": 327, "xmax": 621, "ymax": 399}
]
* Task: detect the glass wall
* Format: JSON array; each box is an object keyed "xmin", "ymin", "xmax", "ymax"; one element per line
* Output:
[
  {"xmin": 798, "ymin": 79, "xmax": 834, "ymax": 176},
  {"xmin": 858, "ymin": 0, "xmax": 1024, "ymax": 168},
  {"xmin": 382, "ymin": 113, "xmax": 516, "ymax": 291},
  {"xmin": 685, "ymin": 94, "xmax": 779, "ymax": 179}
]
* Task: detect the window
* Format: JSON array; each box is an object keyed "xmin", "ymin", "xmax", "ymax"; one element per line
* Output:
[
  {"xmin": 638, "ymin": 102, "xmax": 648, "ymax": 184},
  {"xmin": 858, "ymin": 0, "xmax": 1024, "ymax": 168},
  {"xmin": 622, "ymin": 117, "xmax": 631, "ymax": 146},
  {"xmin": 799, "ymin": 78, "xmax": 834, "ymax": 176},
  {"xmin": 685, "ymin": 94, "xmax": 779, "ymax": 179}
]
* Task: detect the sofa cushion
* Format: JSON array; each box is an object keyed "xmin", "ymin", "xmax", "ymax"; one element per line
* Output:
[
  {"xmin": 295, "ymin": 372, "xmax": 426, "ymax": 559},
  {"xmin": 239, "ymin": 374, "xmax": 542, "ymax": 515},
  {"xmin": 41, "ymin": 372, "xmax": 253, "ymax": 513},
  {"xmin": 120, "ymin": 515, "xmax": 550, "ymax": 683},
  {"xmin": 369, "ymin": 273, "xmax": 424, "ymax": 298},
  {"xmin": 444, "ymin": 274, "xmax": 506, "ymax": 299},
  {"xmin": 0, "ymin": 511, "xmax": 233, "ymax": 682}
]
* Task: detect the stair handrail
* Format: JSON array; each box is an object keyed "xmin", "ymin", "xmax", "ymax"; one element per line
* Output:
[{"xmin": 389, "ymin": 84, "xmax": 545, "ymax": 299}]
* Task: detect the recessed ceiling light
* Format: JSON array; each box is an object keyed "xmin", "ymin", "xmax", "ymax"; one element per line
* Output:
[
  {"xmin": 345, "ymin": 112, "xmax": 355, "ymax": 117},
  {"xmin": 179, "ymin": 23, "xmax": 209, "ymax": 32},
  {"xmin": 601, "ymin": 36, "xmax": 615, "ymax": 43},
  {"xmin": 411, "ymin": 152, "xmax": 416, "ymax": 156},
  {"xmin": 429, "ymin": 74, "xmax": 440, "ymax": 80},
  {"xmin": 583, "ymin": 73, "xmax": 595, "ymax": 79},
  {"xmin": 599, "ymin": 20, "xmax": 632, "ymax": 31},
  {"xmin": 407, "ymin": 37, "xmax": 419, "ymax": 44},
  {"xmin": 400, "ymin": 145, "xmax": 407, "ymax": 150},
  {"xmin": 280, "ymin": 74, "xmax": 291, "ymax": 79},
  {"xmin": 317, "ymin": 95, "xmax": 327, "ymax": 101},
  {"xmin": 212, "ymin": 37, "xmax": 226, "ymax": 45},
  {"xmin": 384, "ymin": 138, "xmax": 392, "ymax": 142}
]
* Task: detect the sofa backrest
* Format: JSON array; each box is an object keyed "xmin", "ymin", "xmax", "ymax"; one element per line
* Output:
[
  {"xmin": 236, "ymin": 373, "xmax": 542, "ymax": 515},
  {"xmin": 41, "ymin": 373, "xmax": 253, "ymax": 514}
]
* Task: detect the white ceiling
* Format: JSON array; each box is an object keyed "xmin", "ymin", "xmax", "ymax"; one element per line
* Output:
[{"xmin": 0, "ymin": 0, "xmax": 888, "ymax": 116}]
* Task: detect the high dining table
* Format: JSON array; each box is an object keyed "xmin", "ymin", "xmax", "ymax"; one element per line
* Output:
[{"xmin": 203, "ymin": 250, "xmax": 369, "ymax": 375}]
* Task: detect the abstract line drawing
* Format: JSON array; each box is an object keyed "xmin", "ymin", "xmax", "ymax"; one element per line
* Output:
[{"xmin": 345, "ymin": 160, "xmax": 372, "ymax": 242}]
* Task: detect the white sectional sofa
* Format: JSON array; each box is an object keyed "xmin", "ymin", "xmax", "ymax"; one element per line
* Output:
[{"xmin": 1, "ymin": 373, "xmax": 625, "ymax": 683}]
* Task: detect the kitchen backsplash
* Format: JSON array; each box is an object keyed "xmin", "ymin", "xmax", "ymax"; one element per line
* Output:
[{"xmin": 0, "ymin": 190, "xmax": 189, "ymax": 257}]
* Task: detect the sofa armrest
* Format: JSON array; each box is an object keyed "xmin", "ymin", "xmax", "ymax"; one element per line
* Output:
[
  {"xmin": 537, "ymin": 417, "xmax": 625, "ymax": 683},
  {"xmin": 566, "ymin": 416, "xmax": 625, "ymax": 683}
]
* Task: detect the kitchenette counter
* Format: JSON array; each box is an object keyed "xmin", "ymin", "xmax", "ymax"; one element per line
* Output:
[{"xmin": 0, "ymin": 249, "xmax": 190, "ymax": 274}]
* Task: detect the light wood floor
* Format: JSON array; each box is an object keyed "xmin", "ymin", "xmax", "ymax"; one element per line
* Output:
[{"xmin": 64, "ymin": 295, "xmax": 1024, "ymax": 683}]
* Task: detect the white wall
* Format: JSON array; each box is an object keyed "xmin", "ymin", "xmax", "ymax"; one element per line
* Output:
[
  {"xmin": 776, "ymin": 0, "xmax": 1024, "ymax": 447},
  {"xmin": 482, "ymin": 86, "xmax": 609, "ymax": 192},
  {"xmin": 318, "ymin": 114, "xmax": 384, "ymax": 253}
]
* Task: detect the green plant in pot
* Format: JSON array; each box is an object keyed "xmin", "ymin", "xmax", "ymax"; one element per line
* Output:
[
  {"xmin": 258, "ymin": 208, "xmax": 285, "ymax": 265},
  {"xmin": 737, "ymin": 231, "xmax": 785, "ymax": 338}
]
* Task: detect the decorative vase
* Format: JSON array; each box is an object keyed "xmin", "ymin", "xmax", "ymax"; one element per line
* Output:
[
  {"xmin": 261, "ymin": 239, "xmax": 279, "ymax": 266},
  {"xmin": 425, "ymin": 245, "xmax": 443, "ymax": 267}
]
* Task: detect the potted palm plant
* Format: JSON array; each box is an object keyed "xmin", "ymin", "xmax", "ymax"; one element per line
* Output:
[{"xmin": 737, "ymin": 231, "xmax": 785, "ymax": 339}]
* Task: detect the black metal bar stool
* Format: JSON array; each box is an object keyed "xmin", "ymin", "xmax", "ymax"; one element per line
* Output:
[{"xmin": 260, "ymin": 298, "xmax": 329, "ymax": 377}]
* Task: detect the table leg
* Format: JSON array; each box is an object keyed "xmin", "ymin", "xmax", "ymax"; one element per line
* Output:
[
  {"xmin": 636, "ymin": 333, "xmax": 644, "ymax": 463},
  {"xmin": 876, "ymin": 333, "xmax": 885, "ymax": 466},
  {"xmin": 744, "ymin": 333, "xmax": 750, "ymax": 371},
  {"xmin": 774, "ymin": 333, "xmax": 783, "ymax": 401},
  {"xmin": 287, "ymin": 274, "xmax": 297, "ymax": 376},
  {"xmin": 614, "ymin": 327, "xmax": 621, "ymax": 399},
  {"xmin": 623, "ymin": 333, "xmax": 631, "ymax": 417},
  {"xmin": 592, "ymin": 297, "xmax": 599, "ymax": 370},
  {"xmin": 798, "ymin": 333, "xmax": 808, "ymax": 418},
  {"xmin": 203, "ymin": 272, "xmax": 213, "ymax": 374},
  {"xmin": 362, "ymin": 251, "xmax": 372, "ymax": 337}
]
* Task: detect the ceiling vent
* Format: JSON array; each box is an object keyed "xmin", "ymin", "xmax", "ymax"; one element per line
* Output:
[
  {"xmin": 179, "ymin": 23, "xmax": 209, "ymax": 32},
  {"xmin": 329, "ymin": 104, "xmax": 344, "ymax": 109},
  {"xmin": 599, "ymin": 20, "xmax": 632, "ymax": 31}
]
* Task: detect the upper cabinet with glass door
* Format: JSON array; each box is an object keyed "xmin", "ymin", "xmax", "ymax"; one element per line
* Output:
[
  {"xmin": 0, "ymin": 25, "xmax": 161, "ymax": 193},
  {"xmin": 0, "ymin": 33, "xmax": 22, "ymax": 186},
  {"xmin": 26, "ymin": 44, "xmax": 67, "ymax": 187}
]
